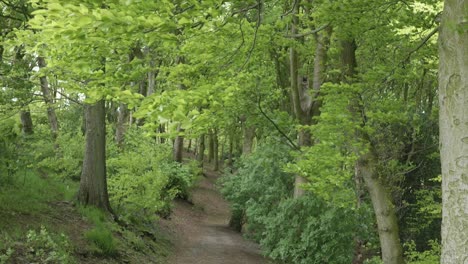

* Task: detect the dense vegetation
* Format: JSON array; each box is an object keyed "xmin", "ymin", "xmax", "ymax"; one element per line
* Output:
[{"xmin": 1, "ymin": 0, "xmax": 466, "ymax": 263}]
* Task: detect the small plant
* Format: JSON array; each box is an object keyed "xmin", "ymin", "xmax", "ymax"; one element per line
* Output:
[
  {"xmin": 404, "ymin": 240, "xmax": 440, "ymax": 264},
  {"xmin": 85, "ymin": 226, "xmax": 117, "ymax": 256},
  {"xmin": 21, "ymin": 226, "xmax": 74, "ymax": 264}
]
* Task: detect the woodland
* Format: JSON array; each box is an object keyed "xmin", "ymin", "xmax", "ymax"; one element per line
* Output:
[{"xmin": 0, "ymin": 0, "xmax": 466, "ymax": 263}]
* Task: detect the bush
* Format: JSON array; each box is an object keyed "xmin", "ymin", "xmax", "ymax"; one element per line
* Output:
[
  {"xmin": 107, "ymin": 127, "xmax": 198, "ymax": 223},
  {"xmin": 79, "ymin": 206, "xmax": 117, "ymax": 256},
  {"xmin": 219, "ymin": 141, "xmax": 293, "ymax": 237},
  {"xmin": 220, "ymin": 140, "xmax": 374, "ymax": 264},
  {"xmin": 85, "ymin": 226, "xmax": 117, "ymax": 256},
  {"xmin": 0, "ymin": 226, "xmax": 74, "ymax": 264},
  {"xmin": 404, "ymin": 240, "xmax": 440, "ymax": 264},
  {"xmin": 261, "ymin": 196, "xmax": 358, "ymax": 264}
]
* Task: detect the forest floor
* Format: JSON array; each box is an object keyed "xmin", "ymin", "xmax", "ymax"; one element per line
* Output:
[{"xmin": 160, "ymin": 165, "xmax": 269, "ymax": 264}]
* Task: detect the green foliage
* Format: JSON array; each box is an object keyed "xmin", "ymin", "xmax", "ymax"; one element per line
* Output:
[
  {"xmin": 79, "ymin": 206, "xmax": 117, "ymax": 256},
  {"xmin": 33, "ymin": 130, "xmax": 85, "ymax": 181},
  {"xmin": 261, "ymin": 196, "xmax": 359, "ymax": 264},
  {"xmin": 0, "ymin": 169, "xmax": 75, "ymax": 215},
  {"xmin": 85, "ymin": 227, "xmax": 117, "ymax": 256},
  {"xmin": 404, "ymin": 240, "xmax": 440, "ymax": 264},
  {"xmin": 107, "ymin": 127, "xmax": 198, "ymax": 223},
  {"xmin": 0, "ymin": 226, "xmax": 74, "ymax": 264},
  {"xmin": 221, "ymin": 140, "xmax": 375, "ymax": 263},
  {"xmin": 220, "ymin": 140, "xmax": 294, "ymax": 239}
]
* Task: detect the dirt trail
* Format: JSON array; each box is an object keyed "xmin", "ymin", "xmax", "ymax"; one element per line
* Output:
[{"xmin": 160, "ymin": 167, "xmax": 269, "ymax": 264}]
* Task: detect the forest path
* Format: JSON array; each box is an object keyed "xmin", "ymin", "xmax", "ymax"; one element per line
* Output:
[{"xmin": 160, "ymin": 164, "xmax": 269, "ymax": 264}]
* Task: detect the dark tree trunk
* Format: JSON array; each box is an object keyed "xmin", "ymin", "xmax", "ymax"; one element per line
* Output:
[
  {"xmin": 197, "ymin": 134, "xmax": 205, "ymax": 168},
  {"xmin": 20, "ymin": 109, "xmax": 34, "ymax": 135},
  {"xmin": 159, "ymin": 124, "xmax": 166, "ymax": 144},
  {"xmin": 78, "ymin": 100, "xmax": 112, "ymax": 212},
  {"xmin": 208, "ymin": 132, "xmax": 214, "ymax": 163},
  {"xmin": 213, "ymin": 129, "xmax": 219, "ymax": 171},
  {"xmin": 173, "ymin": 125, "xmax": 184, "ymax": 163}
]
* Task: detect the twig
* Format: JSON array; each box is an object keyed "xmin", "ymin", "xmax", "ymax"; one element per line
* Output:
[{"xmin": 238, "ymin": 0, "xmax": 262, "ymax": 71}]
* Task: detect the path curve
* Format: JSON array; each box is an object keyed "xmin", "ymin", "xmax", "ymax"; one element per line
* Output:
[{"xmin": 160, "ymin": 167, "xmax": 269, "ymax": 264}]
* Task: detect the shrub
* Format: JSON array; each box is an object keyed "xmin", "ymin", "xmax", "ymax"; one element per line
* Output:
[
  {"xmin": 404, "ymin": 240, "xmax": 440, "ymax": 264},
  {"xmin": 107, "ymin": 127, "xmax": 198, "ymax": 223},
  {"xmin": 220, "ymin": 141, "xmax": 294, "ymax": 238},
  {"xmin": 85, "ymin": 226, "xmax": 117, "ymax": 256},
  {"xmin": 0, "ymin": 226, "xmax": 74, "ymax": 264},
  {"xmin": 261, "ymin": 196, "xmax": 358, "ymax": 264}
]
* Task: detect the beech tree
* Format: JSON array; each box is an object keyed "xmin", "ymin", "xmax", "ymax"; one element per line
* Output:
[{"xmin": 438, "ymin": 0, "xmax": 468, "ymax": 262}]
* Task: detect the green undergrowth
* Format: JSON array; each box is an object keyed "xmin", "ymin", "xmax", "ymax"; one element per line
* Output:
[
  {"xmin": 0, "ymin": 169, "xmax": 77, "ymax": 227},
  {"xmin": 0, "ymin": 169, "xmax": 171, "ymax": 263}
]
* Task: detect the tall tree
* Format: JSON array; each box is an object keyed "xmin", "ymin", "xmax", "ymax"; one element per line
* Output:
[
  {"xmin": 78, "ymin": 100, "xmax": 112, "ymax": 212},
  {"xmin": 37, "ymin": 57, "xmax": 59, "ymax": 138},
  {"xmin": 438, "ymin": 0, "xmax": 468, "ymax": 262}
]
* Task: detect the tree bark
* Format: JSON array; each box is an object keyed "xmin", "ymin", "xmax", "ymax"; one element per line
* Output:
[
  {"xmin": 358, "ymin": 154, "xmax": 404, "ymax": 264},
  {"xmin": 214, "ymin": 129, "xmax": 219, "ymax": 171},
  {"xmin": 197, "ymin": 134, "xmax": 205, "ymax": 168},
  {"xmin": 438, "ymin": 1, "xmax": 468, "ymax": 262},
  {"xmin": 115, "ymin": 103, "xmax": 129, "ymax": 148},
  {"xmin": 37, "ymin": 57, "xmax": 59, "ymax": 139},
  {"xmin": 78, "ymin": 100, "xmax": 112, "ymax": 212},
  {"xmin": 20, "ymin": 109, "xmax": 33, "ymax": 135},
  {"xmin": 173, "ymin": 125, "xmax": 184, "ymax": 163},
  {"xmin": 341, "ymin": 39, "xmax": 404, "ymax": 264},
  {"xmin": 208, "ymin": 132, "xmax": 214, "ymax": 163},
  {"xmin": 242, "ymin": 126, "xmax": 256, "ymax": 155}
]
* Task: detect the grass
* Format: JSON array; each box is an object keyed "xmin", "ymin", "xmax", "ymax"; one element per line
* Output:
[
  {"xmin": 79, "ymin": 206, "xmax": 118, "ymax": 256},
  {"xmin": 0, "ymin": 169, "xmax": 172, "ymax": 263}
]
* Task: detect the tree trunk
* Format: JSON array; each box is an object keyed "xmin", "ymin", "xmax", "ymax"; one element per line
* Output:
[
  {"xmin": 159, "ymin": 124, "xmax": 166, "ymax": 144},
  {"xmin": 197, "ymin": 134, "xmax": 205, "ymax": 168},
  {"xmin": 20, "ymin": 109, "xmax": 33, "ymax": 135},
  {"xmin": 208, "ymin": 132, "xmax": 214, "ymax": 163},
  {"xmin": 358, "ymin": 154, "xmax": 404, "ymax": 264},
  {"xmin": 37, "ymin": 57, "xmax": 59, "ymax": 139},
  {"xmin": 115, "ymin": 103, "xmax": 129, "ymax": 148},
  {"xmin": 438, "ymin": 1, "xmax": 468, "ymax": 262},
  {"xmin": 242, "ymin": 126, "xmax": 255, "ymax": 155},
  {"xmin": 341, "ymin": 39, "xmax": 404, "ymax": 264},
  {"xmin": 214, "ymin": 129, "xmax": 219, "ymax": 171},
  {"xmin": 289, "ymin": 0, "xmax": 309, "ymax": 197},
  {"xmin": 78, "ymin": 100, "xmax": 112, "ymax": 212},
  {"xmin": 173, "ymin": 125, "xmax": 184, "ymax": 163}
]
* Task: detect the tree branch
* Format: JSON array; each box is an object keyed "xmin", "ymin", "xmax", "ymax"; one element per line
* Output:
[
  {"xmin": 257, "ymin": 96, "xmax": 301, "ymax": 151},
  {"xmin": 284, "ymin": 23, "xmax": 330, "ymax": 38}
]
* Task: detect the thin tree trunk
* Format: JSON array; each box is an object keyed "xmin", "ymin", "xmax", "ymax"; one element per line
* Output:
[
  {"xmin": 214, "ymin": 129, "xmax": 219, "ymax": 171},
  {"xmin": 20, "ymin": 109, "xmax": 33, "ymax": 135},
  {"xmin": 242, "ymin": 126, "xmax": 255, "ymax": 155},
  {"xmin": 208, "ymin": 132, "xmax": 214, "ymax": 163},
  {"xmin": 115, "ymin": 103, "xmax": 129, "ymax": 148},
  {"xmin": 197, "ymin": 134, "xmax": 205, "ymax": 168},
  {"xmin": 37, "ymin": 57, "xmax": 59, "ymax": 139},
  {"xmin": 438, "ymin": 0, "xmax": 468, "ymax": 262},
  {"xmin": 228, "ymin": 135, "xmax": 233, "ymax": 168},
  {"xmin": 173, "ymin": 125, "xmax": 184, "ymax": 163},
  {"xmin": 78, "ymin": 100, "xmax": 112, "ymax": 212}
]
